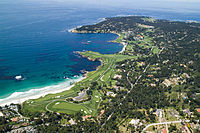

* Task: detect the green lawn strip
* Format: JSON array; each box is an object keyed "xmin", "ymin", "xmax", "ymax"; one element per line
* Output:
[
  {"xmin": 46, "ymin": 90, "xmax": 102, "ymax": 116},
  {"xmin": 102, "ymin": 68, "xmax": 115, "ymax": 81},
  {"xmin": 80, "ymin": 52, "xmax": 137, "ymax": 82},
  {"xmin": 152, "ymin": 46, "xmax": 160, "ymax": 54},
  {"xmin": 23, "ymin": 90, "xmax": 77, "ymax": 113},
  {"xmin": 22, "ymin": 50, "xmax": 136, "ymax": 115},
  {"xmin": 32, "ymin": 89, "xmax": 75, "ymax": 102},
  {"xmin": 112, "ymin": 33, "xmax": 124, "ymax": 43},
  {"xmin": 126, "ymin": 44, "xmax": 134, "ymax": 52},
  {"xmin": 22, "ymin": 102, "xmax": 47, "ymax": 113},
  {"xmin": 48, "ymin": 101, "xmax": 89, "ymax": 114},
  {"xmin": 82, "ymin": 90, "xmax": 102, "ymax": 116}
]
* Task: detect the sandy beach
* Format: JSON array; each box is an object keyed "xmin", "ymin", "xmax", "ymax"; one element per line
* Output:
[
  {"xmin": 0, "ymin": 21, "xmax": 125, "ymax": 107},
  {"xmin": 119, "ymin": 43, "xmax": 127, "ymax": 53},
  {"xmin": 0, "ymin": 76, "xmax": 85, "ymax": 106}
]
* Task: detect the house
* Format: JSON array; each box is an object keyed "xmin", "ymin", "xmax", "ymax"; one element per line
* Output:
[
  {"xmin": 113, "ymin": 86, "xmax": 119, "ymax": 90},
  {"xmin": 21, "ymin": 123, "xmax": 28, "ymax": 126},
  {"xmin": 82, "ymin": 115, "xmax": 92, "ymax": 121},
  {"xmin": 162, "ymin": 129, "xmax": 167, "ymax": 133},
  {"xmin": 106, "ymin": 91, "xmax": 116, "ymax": 97},
  {"xmin": 11, "ymin": 117, "xmax": 19, "ymax": 122},
  {"xmin": 156, "ymin": 109, "xmax": 162, "ymax": 116},
  {"xmin": 169, "ymin": 109, "xmax": 180, "ymax": 119},
  {"xmin": 117, "ymin": 69, "xmax": 122, "ymax": 72},
  {"xmin": 69, "ymin": 118, "xmax": 76, "ymax": 125},
  {"xmin": 0, "ymin": 111, "xmax": 4, "ymax": 117},
  {"xmin": 129, "ymin": 119, "xmax": 140, "ymax": 126},
  {"xmin": 100, "ymin": 110, "xmax": 105, "ymax": 115},
  {"xmin": 148, "ymin": 75, "xmax": 153, "ymax": 78},
  {"xmin": 154, "ymin": 78, "xmax": 159, "ymax": 82},
  {"xmin": 139, "ymin": 62, "xmax": 145, "ymax": 66},
  {"xmin": 180, "ymin": 64, "xmax": 187, "ymax": 68},
  {"xmin": 182, "ymin": 73, "xmax": 190, "ymax": 78},
  {"xmin": 99, "ymin": 110, "xmax": 105, "ymax": 119},
  {"xmin": 150, "ymin": 83, "xmax": 156, "ymax": 87},
  {"xmin": 163, "ymin": 60, "xmax": 169, "ymax": 64},
  {"xmin": 183, "ymin": 109, "xmax": 192, "ymax": 116},
  {"xmin": 162, "ymin": 78, "xmax": 179, "ymax": 87},
  {"xmin": 137, "ymin": 35, "xmax": 144, "ymax": 40},
  {"xmin": 114, "ymin": 74, "xmax": 122, "ymax": 79}
]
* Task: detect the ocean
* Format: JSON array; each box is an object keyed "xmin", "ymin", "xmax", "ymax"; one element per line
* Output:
[{"xmin": 0, "ymin": 0, "xmax": 200, "ymax": 103}]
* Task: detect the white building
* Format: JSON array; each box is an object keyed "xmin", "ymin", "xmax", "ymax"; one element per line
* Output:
[
  {"xmin": 129, "ymin": 119, "xmax": 140, "ymax": 126},
  {"xmin": 0, "ymin": 111, "xmax": 4, "ymax": 117}
]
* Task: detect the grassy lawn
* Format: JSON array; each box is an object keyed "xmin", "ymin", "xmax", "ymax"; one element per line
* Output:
[
  {"xmin": 22, "ymin": 31, "xmax": 155, "ymax": 116},
  {"xmin": 22, "ymin": 49, "xmax": 136, "ymax": 116},
  {"xmin": 152, "ymin": 47, "xmax": 160, "ymax": 54},
  {"xmin": 23, "ymin": 89, "xmax": 77, "ymax": 113},
  {"xmin": 49, "ymin": 101, "xmax": 88, "ymax": 114},
  {"xmin": 112, "ymin": 33, "xmax": 124, "ymax": 43},
  {"xmin": 46, "ymin": 89, "xmax": 102, "ymax": 116}
]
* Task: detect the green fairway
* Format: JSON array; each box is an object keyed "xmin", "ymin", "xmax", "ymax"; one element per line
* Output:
[
  {"xmin": 22, "ymin": 48, "xmax": 136, "ymax": 116},
  {"xmin": 21, "ymin": 33, "xmax": 139, "ymax": 116},
  {"xmin": 22, "ymin": 89, "xmax": 77, "ymax": 113},
  {"xmin": 21, "ymin": 29, "xmax": 159, "ymax": 117},
  {"xmin": 49, "ymin": 101, "xmax": 88, "ymax": 114}
]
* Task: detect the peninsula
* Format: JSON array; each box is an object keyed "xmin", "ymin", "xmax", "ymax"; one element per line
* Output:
[{"xmin": 0, "ymin": 16, "xmax": 200, "ymax": 132}]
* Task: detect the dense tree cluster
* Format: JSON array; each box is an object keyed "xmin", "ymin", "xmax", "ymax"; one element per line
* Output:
[{"xmin": 75, "ymin": 16, "xmax": 200, "ymax": 132}]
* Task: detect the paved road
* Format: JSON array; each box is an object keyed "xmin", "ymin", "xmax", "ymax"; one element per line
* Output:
[
  {"xmin": 99, "ymin": 46, "xmax": 165, "ymax": 131},
  {"xmin": 99, "ymin": 58, "xmax": 114, "ymax": 81},
  {"xmin": 45, "ymin": 92, "xmax": 77, "ymax": 112},
  {"xmin": 99, "ymin": 63, "xmax": 150, "ymax": 132},
  {"xmin": 142, "ymin": 120, "xmax": 190, "ymax": 132}
]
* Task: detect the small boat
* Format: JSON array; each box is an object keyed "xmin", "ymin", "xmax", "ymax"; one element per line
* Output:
[
  {"xmin": 15, "ymin": 75, "xmax": 25, "ymax": 80},
  {"xmin": 74, "ymin": 75, "xmax": 78, "ymax": 78},
  {"xmin": 63, "ymin": 76, "xmax": 69, "ymax": 79},
  {"xmin": 81, "ymin": 41, "xmax": 91, "ymax": 45},
  {"xmin": 81, "ymin": 42, "xmax": 89, "ymax": 45}
]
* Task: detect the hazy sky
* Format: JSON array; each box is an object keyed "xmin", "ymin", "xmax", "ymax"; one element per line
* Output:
[{"xmin": 23, "ymin": 0, "xmax": 200, "ymax": 13}]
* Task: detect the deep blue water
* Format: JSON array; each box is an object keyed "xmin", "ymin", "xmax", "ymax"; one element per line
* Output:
[{"xmin": 0, "ymin": 0, "xmax": 200, "ymax": 99}]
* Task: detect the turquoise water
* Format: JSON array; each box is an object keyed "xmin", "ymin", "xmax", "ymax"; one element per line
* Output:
[
  {"xmin": 0, "ymin": 0, "xmax": 200, "ymax": 100},
  {"xmin": 0, "ymin": 0, "xmax": 123, "ymax": 99}
]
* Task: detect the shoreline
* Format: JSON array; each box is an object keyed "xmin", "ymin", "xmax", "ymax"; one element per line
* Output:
[
  {"xmin": 110, "ymin": 32, "xmax": 127, "ymax": 53},
  {"xmin": 119, "ymin": 42, "xmax": 127, "ymax": 53},
  {"xmin": 68, "ymin": 17, "xmax": 106, "ymax": 33},
  {"xmin": 0, "ymin": 18, "xmax": 124, "ymax": 107},
  {"xmin": 0, "ymin": 76, "xmax": 85, "ymax": 106},
  {"xmin": 70, "ymin": 28, "xmax": 126, "ymax": 54}
]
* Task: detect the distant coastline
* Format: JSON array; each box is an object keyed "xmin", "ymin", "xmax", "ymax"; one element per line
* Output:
[{"xmin": 70, "ymin": 27, "xmax": 126, "ymax": 54}]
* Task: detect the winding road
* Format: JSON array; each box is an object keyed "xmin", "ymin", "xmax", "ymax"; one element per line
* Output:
[{"xmin": 142, "ymin": 120, "xmax": 190, "ymax": 132}]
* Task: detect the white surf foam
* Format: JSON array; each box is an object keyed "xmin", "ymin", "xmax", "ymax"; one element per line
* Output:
[{"xmin": 0, "ymin": 76, "xmax": 85, "ymax": 106}]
